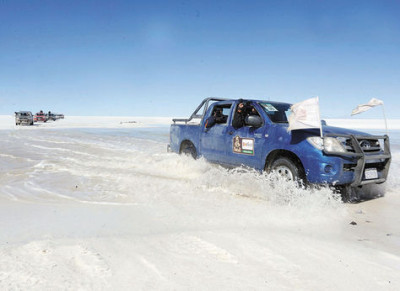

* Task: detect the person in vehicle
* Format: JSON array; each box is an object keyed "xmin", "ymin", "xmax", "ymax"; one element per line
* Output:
[
  {"xmin": 232, "ymin": 100, "xmax": 246, "ymax": 129},
  {"xmin": 232, "ymin": 100, "xmax": 257, "ymax": 129},
  {"xmin": 205, "ymin": 108, "xmax": 226, "ymax": 129}
]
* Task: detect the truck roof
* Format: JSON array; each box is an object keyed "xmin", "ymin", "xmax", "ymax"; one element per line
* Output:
[
  {"xmin": 173, "ymin": 97, "xmax": 292, "ymax": 124},
  {"xmin": 223, "ymin": 99, "xmax": 292, "ymax": 107}
]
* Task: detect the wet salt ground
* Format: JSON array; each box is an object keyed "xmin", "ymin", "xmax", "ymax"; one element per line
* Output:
[
  {"xmin": 0, "ymin": 125, "xmax": 399, "ymax": 290},
  {"xmin": 0, "ymin": 127, "xmax": 342, "ymax": 206},
  {"xmin": 2, "ymin": 126, "xmax": 398, "ymax": 202}
]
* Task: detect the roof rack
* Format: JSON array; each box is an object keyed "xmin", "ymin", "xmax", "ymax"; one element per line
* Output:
[{"xmin": 172, "ymin": 97, "xmax": 228, "ymax": 124}]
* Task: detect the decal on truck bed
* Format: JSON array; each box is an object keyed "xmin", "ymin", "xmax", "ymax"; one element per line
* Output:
[{"xmin": 233, "ymin": 136, "xmax": 255, "ymax": 155}]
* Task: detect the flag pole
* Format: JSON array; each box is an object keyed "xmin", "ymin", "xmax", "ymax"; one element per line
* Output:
[
  {"xmin": 381, "ymin": 104, "xmax": 388, "ymax": 135},
  {"xmin": 350, "ymin": 98, "xmax": 387, "ymax": 135},
  {"xmin": 317, "ymin": 96, "xmax": 323, "ymax": 138}
]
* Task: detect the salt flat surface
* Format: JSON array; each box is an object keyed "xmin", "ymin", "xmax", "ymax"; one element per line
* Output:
[
  {"xmin": 0, "ymin": 115, "xmax": 173, "ymax": 130},
  {"xmin": 0, "ymin": 116, "xmax": 399, "ymax": 290},
  {"xmin": 326, "ymin": 118, "xmax": 400, "ymax": 130},
  {"xmin": 2, "ymin": 115, "xmax": 400, "ymax": 130}
]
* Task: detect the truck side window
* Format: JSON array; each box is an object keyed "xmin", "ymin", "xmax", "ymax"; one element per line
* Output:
[
  {"xmin": 213, "ymin": 105, "xmax": 230, "ymax": 124},
  {"xmin": 205, "ymin": 104, "xmax": 231, "ymax": 128}
]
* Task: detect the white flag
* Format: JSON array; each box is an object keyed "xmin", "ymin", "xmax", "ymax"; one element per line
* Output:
[
  {"xmin": 288, "ymin": 97, "xmax": 321, "ymax": 131},
  {"xmin": 351, "ymin": 98, "xmax": 384, "ymax": 116}
]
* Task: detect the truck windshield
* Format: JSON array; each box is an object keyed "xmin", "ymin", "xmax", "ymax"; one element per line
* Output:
[{"xmin": 259, "ymin": 102, "xmax": 291, "ymax": 123}]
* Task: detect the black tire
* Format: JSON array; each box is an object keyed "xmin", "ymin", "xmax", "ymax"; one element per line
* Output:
[
  {"xmin": 180, "ymin": 141, "xmax": 197, "ymax": 159},
  {"xmin": 270, "ymin": 157, "xmax": 305, "ymax": 184}
]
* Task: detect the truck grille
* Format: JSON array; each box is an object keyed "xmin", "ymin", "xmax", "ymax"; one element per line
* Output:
[{"xmin": 343, "ymin": 138, "xmax": 382, "ymax": 153}]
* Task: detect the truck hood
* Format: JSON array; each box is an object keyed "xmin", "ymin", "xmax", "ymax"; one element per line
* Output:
[
  {"xmin": 321, "ymin": 125, "xmax": 371, "ymax": 136},
  {"xmin": 284, "ymin": 124, "xmax": 373, "ymax": 138}
]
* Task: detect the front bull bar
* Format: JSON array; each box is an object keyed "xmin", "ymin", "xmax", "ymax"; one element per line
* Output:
[{"xmin": 322, "ymin": 134, "xmax": 391, "ymax": 187}]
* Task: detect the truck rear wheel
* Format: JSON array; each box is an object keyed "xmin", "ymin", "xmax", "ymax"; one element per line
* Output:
[
  {"xmin": 180, "ymin": 141, "xmax": 197, "ymax": 159},
  {"xmin": 270, "ymin": 157, "xmax": 304, "ymax": 185}
]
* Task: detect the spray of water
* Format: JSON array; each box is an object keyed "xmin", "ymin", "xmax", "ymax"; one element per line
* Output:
[{"xmin": 6, "ymin": 127, "xmax": 399, "ymax": 220}]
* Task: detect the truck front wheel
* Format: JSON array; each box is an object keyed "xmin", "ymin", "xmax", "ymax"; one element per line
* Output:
[
  {"xmin": 180, "ymin": 141, "xmax": 197, "ymax": 159},
  {"xmin": 270, "ymin": 157, "xmax": 304, "ymax": 184}
]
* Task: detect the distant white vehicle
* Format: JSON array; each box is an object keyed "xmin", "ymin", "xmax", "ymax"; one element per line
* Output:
[
  {"xmin": 46, "ymin": 112, "xmax": 64, "ymax": 121},
  {"xmin": 53, "ymin": 113, "xmax": 64, "ymax": 120},
  {"xmin": 15, "ymin": 111, "xmax": 34, "ymax": 126}
]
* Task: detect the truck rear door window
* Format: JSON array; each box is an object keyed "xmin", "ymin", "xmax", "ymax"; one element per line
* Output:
[{"xmin": 211, "ymin": 104, "xmax": 232, "ymax": 125}]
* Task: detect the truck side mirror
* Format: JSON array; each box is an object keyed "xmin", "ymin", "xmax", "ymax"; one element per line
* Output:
[{"xmin": 245, "ymin": 115, "xmax": 263, "ymax": 128}]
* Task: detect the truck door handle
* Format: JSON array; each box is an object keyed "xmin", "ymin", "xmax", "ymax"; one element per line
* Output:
[{"xmin": 228, "ymin": 131, "xmax": 234, "ymax": 135}]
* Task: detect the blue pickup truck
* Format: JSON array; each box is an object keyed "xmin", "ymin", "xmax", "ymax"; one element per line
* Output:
[{"xmin": 168, "ymin": 98, "xmax": 391, "ymax": 198}]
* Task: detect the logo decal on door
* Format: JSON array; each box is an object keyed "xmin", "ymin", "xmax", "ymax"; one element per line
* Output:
[{"xmin": 233, "ymin": 136, "xmax": 254, "ymax": 155}]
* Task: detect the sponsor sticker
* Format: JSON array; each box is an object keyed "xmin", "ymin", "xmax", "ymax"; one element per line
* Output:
[{"xmin": 233, "ymin": 136, "xmax": 255, "ymax": 155}]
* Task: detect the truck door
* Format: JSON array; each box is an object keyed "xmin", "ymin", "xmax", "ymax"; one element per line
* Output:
[
  {"xmin": 199, "ymin": 103, "xmax": 233, "ymax": 164},
  {"xmin": 224, "ymin": 103, "xmax": 267, "ymax": 170}
]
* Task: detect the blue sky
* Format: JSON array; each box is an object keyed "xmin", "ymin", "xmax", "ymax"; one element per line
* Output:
[{"xmin": 1, "ymin": 0, "xmax": 399, "ymax": 118}]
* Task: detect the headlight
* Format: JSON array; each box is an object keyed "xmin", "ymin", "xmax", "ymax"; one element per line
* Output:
[
  {"xmin": 307, "ymin": 137, "xmax": 346, "ymax": 153},
  {"xmin": 307, "ymin": 136, "xmax": 324, "ymax": 150},
  {"xmin": 324, "ymin": 137, "xmax": 346, "ymax": 152}
]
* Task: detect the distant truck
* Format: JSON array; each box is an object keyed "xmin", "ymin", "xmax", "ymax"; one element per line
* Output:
[
  {"xmin": 15, "ymin": 111, "xmax": 34, "ymax": 125},
  {"xmin": 47, "ymin": 112, "xmax": 64, "ymax": 121},
  {"xmin": 34, "ymin": 111, "xmax": 47, "ymax": 122},
  {"xmin": 53, "ymin": 113, "xmax": 64, "ymax": 120},
  {"xmin": 168, "ymin": 98, "xmax": 391, "ymax": 199}
]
